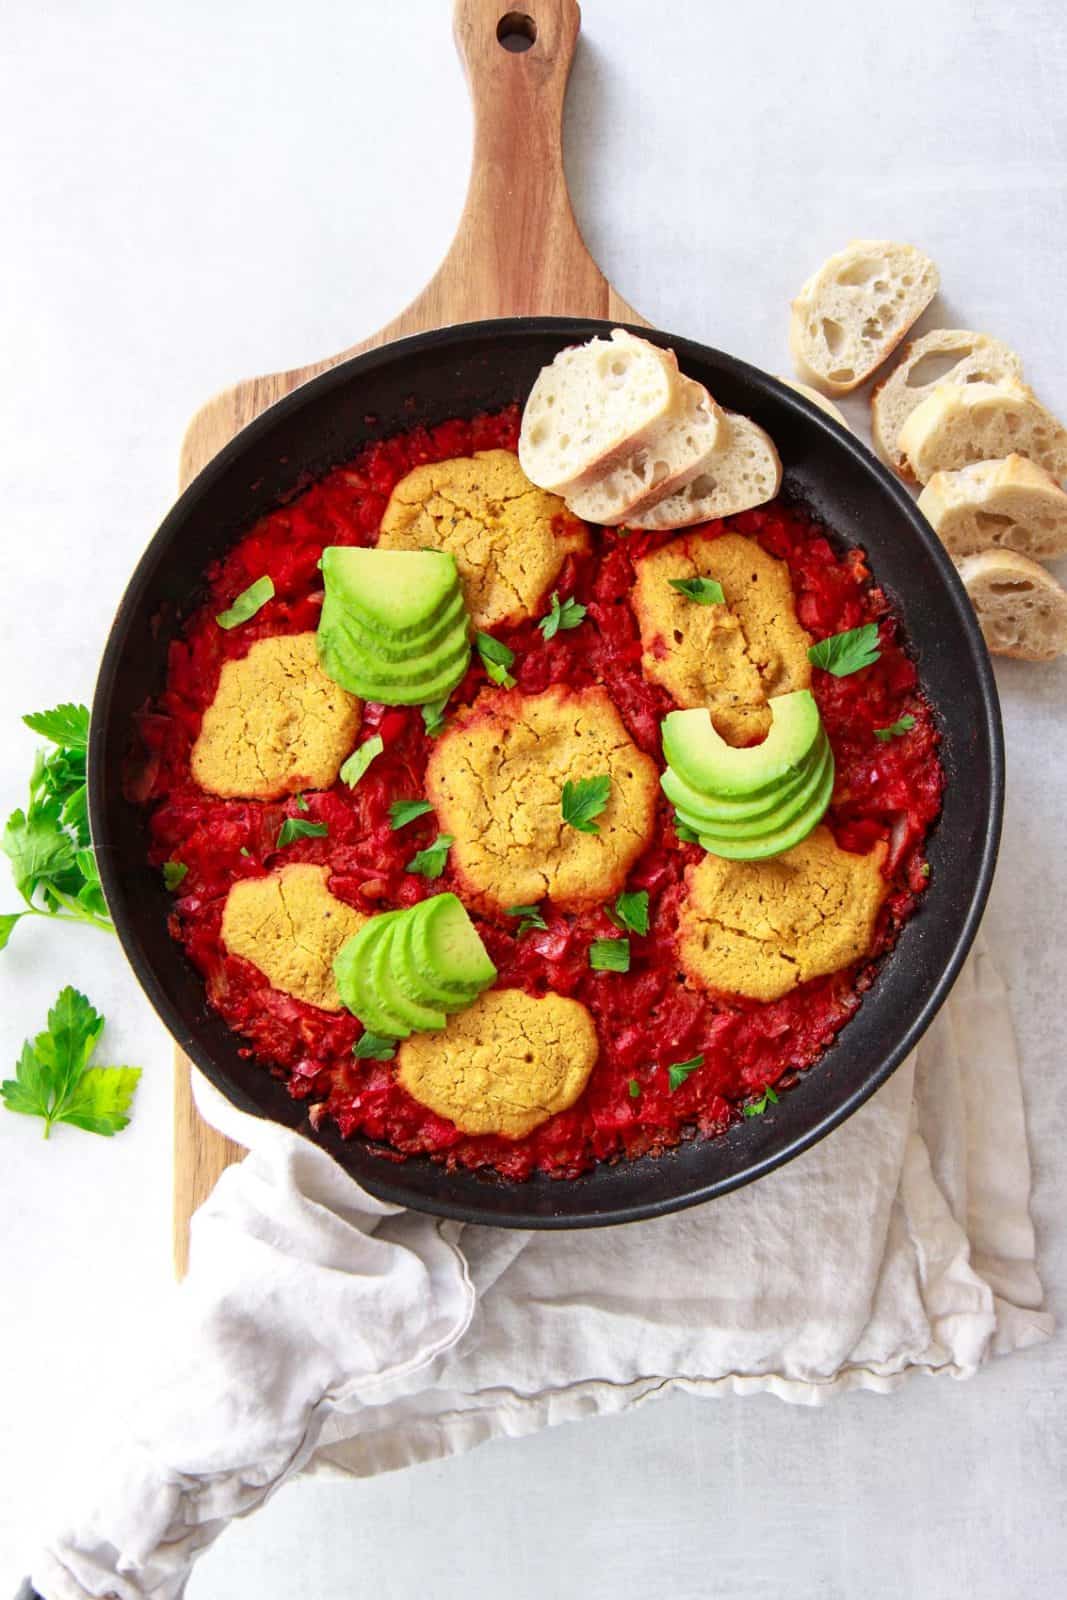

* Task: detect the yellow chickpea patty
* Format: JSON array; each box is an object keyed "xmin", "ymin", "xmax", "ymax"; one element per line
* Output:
[
  {"xmin": 633, "ymin": 531, "xmax": 812, "ymax": 746},
  {"xmin": 677, "ymin": 827, "xmax": 889, "ymax": 1003},
  {"xmin": 221, "ymin": 864, "xmax": 365, "ymax": 1012},
  {"xmin": 425, "ymin": 684, "xmax": 659, "ymax": 911},
  {"xmin": 396, "ymin": 988, "xmax": 599, "ymax": 1138},
  {"xmin": 376, "ymin": 449, "xmax": 589, "ymax": 630},
  {"xmin": 191, "ymin": 632, "xmax": 361, "ymax": 800}
]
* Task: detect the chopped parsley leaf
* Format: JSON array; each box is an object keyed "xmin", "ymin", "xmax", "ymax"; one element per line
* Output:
[
  {"xmin": 561, "ymin": 774, "xmax": 611, "ymax": 834},
  {"xmin": 163, "ymin": 860, "xmax": 188, "ymax": 891},
  {"xmin": 354, "ymin": 1031, "xmax": 397, "ymax": 1061},
  {"xmin": 808, "ymin": 622, "xmax": 880, "ymax": 677},
  {"xmin": 215, "ymin": 576, "xmax": 274, "ymax": 630},
  {"xmin": 340, "ymin": 734, "xmax": 384, "ymax": 788},
  {"xmin": 611, "ymin": 889, "xmax": 649, "ymax": 936},
  {"xmin": 389, "ymin": 798, "xmax": 434, "ymax": 830},
  {"xmin": 667, "ymin": 1054, "xmax": 703, "ymax": 1092},
  {"xmin": 743, "ymin": 1084, "xmax": 780, "ymax": 1117},
  {"xmin": 873, "ymin": 714, "xmax": 916, "ymax": 741},
  {"xmin": 668, "ymin": 576, "xmax": 725, "ymax": 605},
  {"xmin": 407, "ymin": 833, "xmax": 453, "ymax": 879},
  {"xmin": 276, "ymin": 817, "xmax": 328, "ymax": 849},
  {"xmin": 505, "ymin": 902, "xmax": 548, "ymax": 937},
  {"xmin": 539, "ymin": 591, "xmax": 587, "ymax": 640},
  {"xmin": 589, "ymin": 937, "xmax": 630, "ymax": 973}
]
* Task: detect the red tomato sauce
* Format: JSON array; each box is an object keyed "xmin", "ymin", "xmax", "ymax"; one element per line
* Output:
[{"xmin": 139, "ymin": 405, "xmax": 943, "ymax": 1180}]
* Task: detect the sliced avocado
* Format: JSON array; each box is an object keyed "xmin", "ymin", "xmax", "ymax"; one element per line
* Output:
[
  {"xmin": 697, "ymin": 747, "xmax": 835, "ymax": 861},
  {"xmin": 371, "ymin": 918, "xmax": 448, "ymax": 1033},
  {"xmin": 395, "ymin": 912, "xmax": 481, "ymax": 1013},
  {"xmin": 321, "ymin": 546, "xmax": 460, "ymax": 639},
  {"xmin": 675, "ymin": 740, "xmax": 833, "ymax": 841},
  {"xmin": 341, "ymin": 640, "xmax": 472, "ymax": 706},
  {"xmin": 662, "ymin": 729, "xmax": 829, "ymax": 825},
  {"xmin": 332, "ymin": 587, "xmax": 468, "ymax": 664},
  {"xmin": 409, "ymin": 893, "xmax": 497, "ymax": 998},
  {"xmin": 662, "ymin": 690, "xmax": 823, "ymax": 799},
  {"xmin": 321, "ymin": 612, "xmax": 470, "ymax": 690},
  {"xmin": 333, "ymin": 915, "xmax": 412, "ymax": 1038},
  {"xmin": 671, "ymin": 732, "xmax": 831, "ymax": 838}
]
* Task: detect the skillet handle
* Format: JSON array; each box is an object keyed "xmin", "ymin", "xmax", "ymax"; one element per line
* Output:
[{"xmin": 442, "ymin": 0, "xmax": 608, "ymax": 317}]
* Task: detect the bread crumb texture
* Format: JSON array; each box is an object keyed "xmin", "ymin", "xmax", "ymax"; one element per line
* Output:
[
  {"xmin": 425, "ymin": 684, "xmax": 659, "ymax": 910},
  {"xmin": 633, "ymin": 531, "xmax": 812, "ymax": 744},
  {"xmin": 221, "ymin": 863, "xmax": 365, "ymax": 1011},
  {"xmin": 678, "ymin": 826, "xmax": 889, "ymax": 1002},
  {"xmin": 377, "ymin": 449, "xmax": 589, "ymax": 630},
  {"xmin": 396, "ymin": 987, "xmax": 598, "ymax": 1137},
  {"xmin": 191, "ymin": 632, "xmax": 361, "ymax": 800}
]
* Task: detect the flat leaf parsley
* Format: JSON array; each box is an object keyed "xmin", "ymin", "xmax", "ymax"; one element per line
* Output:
[
  {"xmin": 505, "ymin": 903, "xmax": 548, "ymax": 937},
  {"xmin": 389, "ymin": 799, "xmax": 434, "ymax": 830},
  {"xmin": 667, "ymin": 1054, "xmax": 703, "ymax": 1092},
  {"xmin": 874, "ymin": 715, "xmax": 916, "ymax": 742},
  {"xmin": 538, "ymin": 592, "xmax": 587, "ymax": 641},
  {"xmin": 2, "ymin": 703, "xmax": 113, "ymax": 949},
  {"xmin": 407, "ymin": 833, "xmax": 453, "ymax": 879},
  {"xmin": 216, "ymin": 575, "xmax": 275, "ymax": 630},
  {"xmin": 668, "ymin": 576, "xmax": 725, "ymax": 605},
  {"xmin": 610, "ymin": 889, "xmax": 649, "ymax": 936},
  {"xmin": 475, "ymin": 631, "xmax": 516, "ymax": 689},
  {"xmin": 743, "ymin": 1085, "xmax": 780, "ymax": 1117},
  {"xmin": 276, "ymin": 817, "xmax": 328, "ymax": 849},
  {"xmin": 340, "ymin": 734, "xmax": 384, "ymax": 787},
  {"xmin": 589, "ymin": 937, "xmax": 630, "ymax": 973},
  {"xmin": 561, "ymin": 775, "xmax": 611, "ymax": 835},
  {"xmin": 807, "ymin": 623, "xmax": 880, "ymax": 677},
  {"xmin": 1, "ymin": 986, "xmax": 140, "ymax": 1138}
]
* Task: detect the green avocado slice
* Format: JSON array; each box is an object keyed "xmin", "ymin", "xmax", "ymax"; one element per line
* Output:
[
  {"xmin": 409, "ymin": 893, "xmax": 497, "ymax": 999},
  {"xmin": 662, "ymin": 690, "xmax": 823, "ymax": 799},
  {"xmin": 395, "ymin": 910, "xmax": 482, "ymax": 1013},
  {"xmin": 672, "ymin": 735, "xmax": 832, "ymax": 839},
  {"xmin": 320, "ymin": 546, "xmax": 460, "ymax": 638},
  {"xmin": 318, "ymin": 626, "xmax": 472, "ymax": 704},
  {"xmin": 697, "ymin": 747, "xmax": 835, "ymax": 861},
  {"xmin": 663, "ymin": 729, "xmax": 829, "ymax": 826},
  {"xmin": 333, "ymin": 915, "xmax": 412, "ymax": 1038},
  {"xmin": 372, "ymin": 919, "xmax": 448, "ymax": 1033},
  {"xmin": 327, "ymin": 587, "xmax": 468, "ymax": 664},
  {"xmin": 320, "ymin": 613, "xmax": 471, "ymax": 690}
]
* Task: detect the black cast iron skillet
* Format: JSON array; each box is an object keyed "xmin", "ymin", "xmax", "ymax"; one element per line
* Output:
[{"xmin": 88, "ymin": 316, "xmax": 1003, "ymax": 1228}]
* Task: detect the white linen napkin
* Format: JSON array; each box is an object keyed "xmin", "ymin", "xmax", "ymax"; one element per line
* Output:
[{"xmin": 33, "ymin": 930, "xmax": 1051, "ymax": 1600}]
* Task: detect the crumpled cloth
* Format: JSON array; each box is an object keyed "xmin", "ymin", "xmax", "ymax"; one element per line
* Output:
[{"xmin": 34, "ymin": 931, "xmax": 1051, "ymax": 1599}]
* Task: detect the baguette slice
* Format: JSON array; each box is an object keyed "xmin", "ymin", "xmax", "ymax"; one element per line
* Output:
[
  {"xmin": 898, "ymin": 378, "xmax": 1067, "ymax": 485},
  {"xmin": 566, "ymin": 376, "xmax": 725, "ymax": 525},
  {"xmin": 919, "ymin": 455, "xmax": 1067, "ymax": 561},
  {"xmin": 625, "ymin": 413, "xmax": 782, "ymax": 530},
  {"xmin": 789, "ymin": 240, "xmax": 939, "ymax": 395},
  {"xmin": 871, "ymin": 329, "xmax": 1023, "ymax": 477},
  {"xmin": 955, "ymin": 548, "xmax": 1067, "ymax": 661},
  {"xmin": 777, "ymin": 376, "xmax": 850, "ymax": 428},
  {"xmin": 518, "ymin": 330, "xmax": 680, "ymax": 496}
]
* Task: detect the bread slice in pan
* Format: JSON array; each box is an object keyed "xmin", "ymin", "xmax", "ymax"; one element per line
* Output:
[
  {"xmin": 625, "ymin": 413, "xmax": 782, "ymax": 530},
  {"xmin": 955, "ymin": 548, "xmax": 1067, "ymax": 660},
  {"xmin": 898, "ymin": 378, "xmax": 1067, "ymax": 486},
  {"xmin": 518, "ymin": 329, "xmax": 680, "ymax": 496},
  {"xmin": 919, "ymin": 455, "xmax": 1067, "ymax": 561},
  {"xmin": 789, "ymin": 240, "xmax": 939, "ymax": 395},
  {"xmin": 871, "ymin": 329, "xmax": 1023, "ymax": 477},
  {"xmin": 566, "ymin": 375, "xmax": 724, "ymax": 525}
]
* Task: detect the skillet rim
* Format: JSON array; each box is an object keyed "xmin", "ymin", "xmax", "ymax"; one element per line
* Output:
[{"xmin": 88, "ymin": 315, "xmax": 1004, "ymax": 1228}]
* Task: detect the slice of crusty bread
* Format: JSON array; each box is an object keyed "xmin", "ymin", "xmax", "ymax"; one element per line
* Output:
[
  {"xmin": 871, "ymin": 329, "xmax": 1023, "ymax": 477},
  {"xmin": 518, "ymin": 329, "xmax": 680, "ymax": 496},
  {"xmin": 625, "ymin": 413, "xmax": 782, "ymax": 530},
  {"xmin": 566, "ymin": 375, "xmax": 725, "ymax": 525},
  {"xmin": 898, "ymin": 378, "xmax": 1067, "ymax": 485},
  {"xmin": 955, "ymin": 548, "xmax": 1067, "ymax": 660},
  {"xmin": 919, "ymin": 455, "xmax": 1067, "ymax": 561},
  {"xmin": 789, "ymin": 240, "xmax": 939, "ymax": 395},
  {"xmin": 776, "ymin": 376, "xmax": 850, "ymax": 428}
]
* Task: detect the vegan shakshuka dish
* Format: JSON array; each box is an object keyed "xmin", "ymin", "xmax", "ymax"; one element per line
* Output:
[{"xmin": 136, "ymin": 331, "xmax": 943, "ymax": 1181}]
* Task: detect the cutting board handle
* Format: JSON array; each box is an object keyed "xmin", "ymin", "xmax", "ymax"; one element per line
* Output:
[{"xmin": 421, "ymin": 0, "xmax": 607, "ymax": 319}]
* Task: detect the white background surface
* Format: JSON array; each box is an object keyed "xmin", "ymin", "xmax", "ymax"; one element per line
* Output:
[{"xmin": 1, "ymin": 1, "xmax": 1065, "ymax": 1595}]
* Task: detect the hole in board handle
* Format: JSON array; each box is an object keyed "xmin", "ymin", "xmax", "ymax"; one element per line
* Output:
[{"xmin": 497, "ymin": 12, "xmax": 537, "ymax": 51}]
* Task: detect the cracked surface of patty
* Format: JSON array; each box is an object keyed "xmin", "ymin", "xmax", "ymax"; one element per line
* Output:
[
  {"xmin": 425, "ymin": 684, "xmax": 659, "ymax": 911},
  {"xmin": 191, "ymin": 632, "xmax": 361, "ymax": 800},
  {"xmin": 396, "ymin": 987, "xmax": 598, "ymax": 1137},
  {"xmin": 633, "ymin": 531, "xmax": 812, "ymax": 745},
  {"xmin": 376, "ymin": 449, "xmax": 589, "ymax": 630},
  {"xmin": 221, "ymin": 863, "xmax": 365, "ymax": 1011},
  {"xmin": 678, "ymin": 826, "xmax": 889, "ymax": 1003}
]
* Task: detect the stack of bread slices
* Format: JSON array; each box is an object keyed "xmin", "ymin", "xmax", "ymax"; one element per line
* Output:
[
  {"xmin": 518, "ymin": 329, "xmax": 781, "ymax": 531},
  {"xmin": 789, "ymin": 240, "xmax": 1067, "ymax": 661}
]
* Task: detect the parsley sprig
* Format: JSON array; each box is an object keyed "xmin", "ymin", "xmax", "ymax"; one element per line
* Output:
[
  {"xmin": 667, "ymin": 1054, "xmax": 703, "ymax": 1092},
  {"xmin": 506, "ymin": 902, "xmax": 548, "ymax": 937},
  {"xmin": 354, "ymin": 1031, "xmax": 397, "ymax": 1061},
  {"xmin": 276, "ymin": 817, "xmax": 328, "ymax": 849},
  {"xmin": 1, "ymin": 987, "xmax": 140, "ymax": 1138},
  {"xmin": 743, "ymin": 1084, "xmax": 780, "ymax": 1117},
  {"xmin": 610, "ymin": 889, "xmax": 649, "ymax": 936},
  {"xmin": 668, "ymin": 576, "xmax": 725, "ymax": 605},
  {"xmin": 539, "ymin": 592, "xmax": 587, "ymax": 640},
  {"xmin": 874, "ymin": 715, "xmax": 915, "ymax": 742},
  {"xmin": 340, "ymin": 734, "xmax": 384, "ymax": 788},
  {"xmin": 407, "ymin": 833, "xmax": 453, "ymax": 879},
  {"xmin": 475, "ymin": 631, "xmax": 516, "ymax": 688},
  {"xmin": 216, "ymin": 575, "xmax": 275, "ymax": 630},
  {"xmin": 389, "ymin": 799, "xmax": 434, "ymax": 830},
  {"xmin": 2, "ymin": 704, "xmax": 113, "ymax": 950},
  {"xmin": 561, "ymin": 775, "xmax": 611, "ymax": 835},
  {"xmin": 808, "ymin": 623, "xmax": 880, "ymax": 677}
]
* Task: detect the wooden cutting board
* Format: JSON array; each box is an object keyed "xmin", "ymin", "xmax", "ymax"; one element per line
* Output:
[{"xmin": 174, "ymin": 0, "xmax": 647, "ymax": 1275}]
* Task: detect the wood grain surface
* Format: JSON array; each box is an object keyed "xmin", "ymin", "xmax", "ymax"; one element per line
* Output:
[{"xmin": 174, "ymin": 0, "xmax": 646, "ymax": 1275}]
